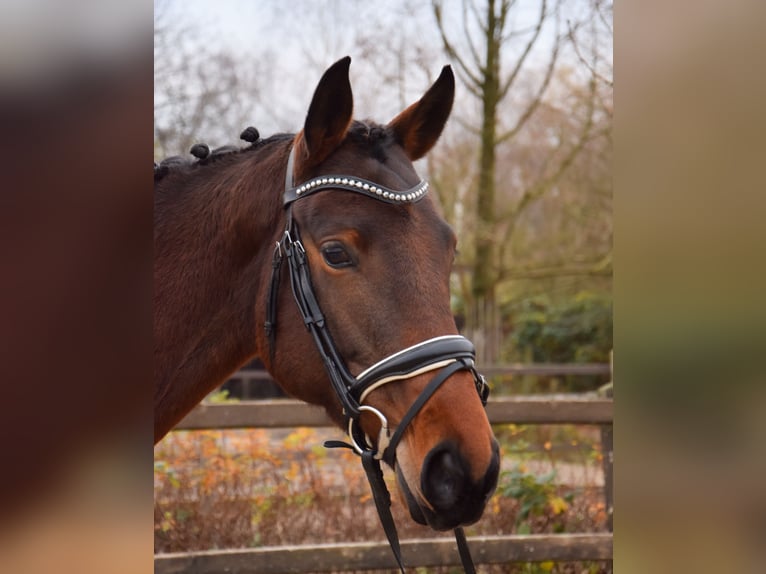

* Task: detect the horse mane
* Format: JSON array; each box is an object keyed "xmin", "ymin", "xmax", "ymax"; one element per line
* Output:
[
  {"xmin": 153, "ymin": 128, "xmax": 294, "ymax": 181},
  {"xmin": 154, "ymin": 120, "xmax": 395, "ymax": 181}
]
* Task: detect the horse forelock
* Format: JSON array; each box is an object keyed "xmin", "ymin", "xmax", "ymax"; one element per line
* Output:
[{"xmin": 346, "ymin": 120, "xmax": 395, "ymax": 163}]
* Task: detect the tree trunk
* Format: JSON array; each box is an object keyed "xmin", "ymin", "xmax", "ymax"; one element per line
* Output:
[{"xmin": 470, "ymin": 0, "xmax": 501, "ymax": 360}]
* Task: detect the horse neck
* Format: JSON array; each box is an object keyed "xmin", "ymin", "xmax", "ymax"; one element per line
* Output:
[{"xmin": 154, "ymin": 143, "xmax": 288, "ymax": 439}]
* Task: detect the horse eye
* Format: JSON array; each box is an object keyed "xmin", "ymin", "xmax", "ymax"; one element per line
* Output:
[{"xmin": 321, "ymin": 244, "xmax": 354, "ymax": 268}]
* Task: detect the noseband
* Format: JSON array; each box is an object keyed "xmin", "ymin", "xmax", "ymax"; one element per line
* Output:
[{"xmin": 264, "ymin": 146, "xmax": 490, "ymax": 573}]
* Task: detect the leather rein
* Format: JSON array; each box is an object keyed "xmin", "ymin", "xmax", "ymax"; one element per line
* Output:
[{"xmin": 264, "ymin": 146, "xmax": 490, "ymax": 573}]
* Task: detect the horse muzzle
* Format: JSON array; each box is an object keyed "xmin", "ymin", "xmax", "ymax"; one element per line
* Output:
[
  {"xmin": 397, "ymin": 438, "xmax": 500, "ymax": 531},
  {"xmin": 348, "ymin": 336, "xmax": 498, "ymax": 531}
]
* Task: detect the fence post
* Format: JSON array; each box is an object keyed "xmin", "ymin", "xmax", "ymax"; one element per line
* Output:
[
  {"xmin": 600, "ymin": 422, "xmax": 613, "ymax": 533},
  {"xmin": 601, "ymin": 350, "xmax": 614, "ymax": 533}
]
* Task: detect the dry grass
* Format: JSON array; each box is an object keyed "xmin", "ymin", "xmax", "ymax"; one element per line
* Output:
[{"xmin": 154, "ymin": 427, "xmax": 610, "ymax": 573}]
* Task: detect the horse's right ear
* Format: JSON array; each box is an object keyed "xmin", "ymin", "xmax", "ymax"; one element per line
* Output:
[
  {"xmin": 387, "ymin": 65, "xmax": 455, "ymax": 161},
  {"xmin": 296, "ymin": 56, "xmax": 353, "ymax": 170}
]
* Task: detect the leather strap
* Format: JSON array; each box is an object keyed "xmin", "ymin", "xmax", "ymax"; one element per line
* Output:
[
  {"xmin": 326, "ymin": 358, "xmax": 482, "ymax": 573},
  {"xmin": 361, "ymin": 450, "xmax": 407, "ymax": 574},
  {"xmin": 454, "ymin": 526, "xmax": 477, "ymax": 574},
  {"xmin": 381, "ymin": 359, "xmax": 467, "ymax": 467},
  {"xmin": 352, "ymin": 336, "xmax": 476, "ymax": 398},
  {"xmin": 264, "ymin": 243, "xmax": 283, "ymax": 364},
  {"xmin": 281, "ymin": 222, "xmax": 362, "ymax": 420}
]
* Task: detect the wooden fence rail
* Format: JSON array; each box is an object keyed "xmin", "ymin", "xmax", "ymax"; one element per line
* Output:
[
  {"xmin": 223, "ymin": 364, "xmax": 610, "ymax": 399},
  {"xmin": 233, "ymin": 364, "xmax": 610, "ymax": 381},
  {"xmin": 160, "ymin": 366, "xmax": 613, "ymax": 572},
  {"xmin": 175, "ymin": 396, "xmax": 612, "ymax": 430},
  {"xmin": 155, "ymin": 534, "xmax": 613, "ymax": 574}
]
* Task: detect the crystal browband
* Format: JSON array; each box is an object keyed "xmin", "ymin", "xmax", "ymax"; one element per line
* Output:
[{"xmin": 283, "ymin": 175, "xmax": 429, "ymax": 206}]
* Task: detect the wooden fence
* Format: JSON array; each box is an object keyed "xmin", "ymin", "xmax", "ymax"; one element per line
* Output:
[
  {"xmin": 156, "ymin": 534, "xmax": 613, "ymax": 574},
  {"xmin": 223, "ymin": 363, "xmax": 610, "ymax": 399},
  {"xmin": 156, "ymin": 364, "xmax": 613, "ymax": 573}
]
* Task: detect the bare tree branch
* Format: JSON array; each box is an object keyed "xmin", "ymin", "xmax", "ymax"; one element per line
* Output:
[
  {"xmin": 567, "ymin": 18, "xmax": 613, "ymax": 89},
  {"xmin": 497, "ymin": 0, "xmax": 549, "ymax": 99},
  {"xmin": 462, "ymin": 0, "xmax": 485, "ymax": 68},
  {"xmin": 496, "ymin": 31, "xmax": 562, "ymax": 144},
  {"xmin": 452, "ymin": 114, "xmax": 483, "ymax": 136},
  {"xmin": 495, "ymin": 74, "xmax": 601, "ymax": 270},
  {"xmin": 595, "ymin": 0, "xmax": 613, "ymax": 36},
  {"xmin": 432, "ymin": 0, "xmax": 484, "ymax": 92},
  {"xmin": 496, "ymin": 252, "xmax": 612, "ymax": 282},
  {"xmin": 154, "ymin": 16, "xmax": 266, "ymax": 158},
  {"xmin": 428, "ymin": 0, "xmax": 611, "ymax": 345}
]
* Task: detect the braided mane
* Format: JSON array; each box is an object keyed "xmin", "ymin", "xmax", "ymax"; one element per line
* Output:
[
  {"xmin": 153, "ymin": 127, "xmax": 292, "ymax": 180},
  {"xmin": 154, "ymin": 120, "xmax": 395, "ymax": 181}
]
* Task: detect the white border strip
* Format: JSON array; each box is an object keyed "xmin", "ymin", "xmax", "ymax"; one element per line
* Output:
[
  {"xmin": 355, "ymin": 335, "xmax": 465, "ymax": 381},
  {"xmin": 357, "ymin": 359, "xmax": 457, "ymax": 405}
]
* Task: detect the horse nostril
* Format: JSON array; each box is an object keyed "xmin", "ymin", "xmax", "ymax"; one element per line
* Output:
[
  {"xmin": 417, "ymin": 440, "xmax": 500, "ymax": 531},
  {"xmin": 422, "ymin": 443, "xmax": 467, "ymax": 511},
  {"xmin": 483, "ymin": 439, "xmax": 501, "ymax": 500}
]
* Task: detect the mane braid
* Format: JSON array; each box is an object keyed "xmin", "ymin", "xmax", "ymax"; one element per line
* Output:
[{"xmin": 154, "ymin": 131, "xmax": 295, "ymax": 180}]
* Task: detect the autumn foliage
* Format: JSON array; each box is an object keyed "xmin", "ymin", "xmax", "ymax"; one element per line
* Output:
[{"xmin": 154, "ymin": 426, "xmax": 609, "ymax": 573}]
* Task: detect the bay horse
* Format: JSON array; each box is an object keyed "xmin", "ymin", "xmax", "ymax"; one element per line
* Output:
[{"xmin": 154, "ymin": 56, "xmax": 499, "ymax": 567}]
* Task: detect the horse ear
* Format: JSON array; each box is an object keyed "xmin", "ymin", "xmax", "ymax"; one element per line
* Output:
[
  {"xmin": 298, "ymin": 56, "xmax": 354, "ymax": 169},
  {"xmin": 387, "ymin": 65, "xmax": 455, "ymax": 161}
]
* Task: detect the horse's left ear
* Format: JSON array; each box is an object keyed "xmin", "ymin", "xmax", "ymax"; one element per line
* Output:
[{"xmin": 387, "ymin": 65, "xmax": 455, "ymax": 161}]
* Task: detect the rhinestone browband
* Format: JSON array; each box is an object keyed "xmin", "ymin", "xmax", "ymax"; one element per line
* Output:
[{"xmin": 283, "ymin": 175, "xmax": 429, "ymax": 206}]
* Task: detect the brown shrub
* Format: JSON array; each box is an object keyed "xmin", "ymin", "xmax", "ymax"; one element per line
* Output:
[{"xmin": 154, "ymin": 428, "xmax": 611, "ymax": 573}]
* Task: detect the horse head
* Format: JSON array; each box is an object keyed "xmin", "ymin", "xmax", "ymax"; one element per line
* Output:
[{"xmin": 263, "ymin": 57, "xmax": 499, "ymax": 531}]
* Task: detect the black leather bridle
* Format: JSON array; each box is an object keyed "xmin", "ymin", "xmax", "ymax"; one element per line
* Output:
[{"xmin": 264, "ymin": 146, "xmax": 490, "ymax": 573}]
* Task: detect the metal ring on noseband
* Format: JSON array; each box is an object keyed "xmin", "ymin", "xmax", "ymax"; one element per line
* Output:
[{"xmin": 347, "ymin": 405, "xmax": 390, "ymax": 456}]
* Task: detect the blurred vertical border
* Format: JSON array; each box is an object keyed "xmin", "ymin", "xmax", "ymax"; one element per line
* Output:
[
  {"xmin": 0, "ymin": 1, "xmax": 154, "ymax": 572},
  {"xmin": 616, "ymin": 0, "xmax": 766, "ymax": 572}
]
